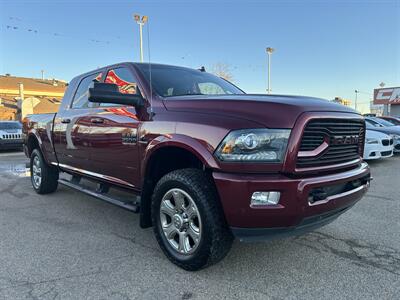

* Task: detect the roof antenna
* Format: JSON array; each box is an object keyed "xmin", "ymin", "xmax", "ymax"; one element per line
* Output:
[
  {"xmin": 198, "ymin": 66, "xmax": 206, "ymax": 72},
  {"xmin": 146, "ymin": 17, "xmax": 154, "ymax": 118}
]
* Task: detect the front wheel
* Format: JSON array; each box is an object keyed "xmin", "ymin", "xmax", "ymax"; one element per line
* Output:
[
  {"xmin": 151, "ymin": 168, "xmax": 233, "ymax": 271},
  {"xmin": 30, "ymin": 149, "xmax": 59, "ymax": 194}
]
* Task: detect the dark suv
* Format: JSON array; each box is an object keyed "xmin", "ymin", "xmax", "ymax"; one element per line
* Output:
[{"xmin": 0, "ymin": 121, "xmax": 23, "ymax": 150}]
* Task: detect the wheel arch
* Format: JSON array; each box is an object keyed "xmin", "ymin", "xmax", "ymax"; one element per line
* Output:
[
  {"xmin": 26, "ymin": 132, "xmax": 53, "ymax": 165},
  {"xmin": 27, "ymin": 132, "xmax": 41, "ymax": 157},
  {"xmin": 139, "ymin": 135, "xmax": 220, "ymax": 228}
]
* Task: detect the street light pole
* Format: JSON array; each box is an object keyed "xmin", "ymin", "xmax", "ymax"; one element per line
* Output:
[
  {"xmin": 355, "ymin": 90, "xmax": 359, "ymax": 112},
  {"xmin": 139, "ymin": 22, "xmax": 144, "ymax": 62},
  {"xmin": 134, "ymin": 14, "xmax": 148, "ymax": 62},
  {"xmin": 266, "ymin": 47, "xmax": 275, "ymax": 94}
]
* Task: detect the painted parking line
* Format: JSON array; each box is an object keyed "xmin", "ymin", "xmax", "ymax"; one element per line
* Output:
[{"xmin": 0, "ymin": 151, "xmax": 25, "ymax": 157}]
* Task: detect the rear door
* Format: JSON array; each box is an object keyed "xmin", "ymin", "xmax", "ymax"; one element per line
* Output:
[
  {"xmin": 53, "ymin": 72, "xmax": 103, "ymax": 171},
  {"xmin": 87, "ymin": 66, "xmax": 142, "ymax": 189}
]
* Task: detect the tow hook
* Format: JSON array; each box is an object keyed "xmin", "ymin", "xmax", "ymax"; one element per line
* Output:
[{"xmin": 308, "ymin": 189, "xmax": 328, "ymax": 204}]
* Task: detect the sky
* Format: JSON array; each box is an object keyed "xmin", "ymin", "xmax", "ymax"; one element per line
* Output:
[{"xmin": 1, "ymin": 0, "xmax": 399, "ymax": 113}]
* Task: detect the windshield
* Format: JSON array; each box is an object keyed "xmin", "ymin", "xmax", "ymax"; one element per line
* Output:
[
  {"xmin": 365, "ymin": 119, "xmax": 384, "ymax": 127},
  {"xmin": 373, "ymin": 118, "xmax": 395, "ymax": 127},
  {"xmin": 0, "ymin": 122, "xmax": 22, "ymax": 130},
  {"xmin": 365, "ymin": 122, "xmax": 374, "ymax": 129},
  {"xmin": 137, "ymin": 64, "xmax": 244, "ymax": 97}
]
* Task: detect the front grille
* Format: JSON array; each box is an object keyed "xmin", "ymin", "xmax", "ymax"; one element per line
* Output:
[
  {"xmin": 1, "ymin": 134, "xmax": 21, "ymax": 140},
  {"xmin": 381, "ymin": 150, "xmax": 392, "ymax": 157},
  {"xmin": 382, "ymin": 139, "xmax": 390, "ymax": 146},
  {"xmin": 297, "ymin": 119, "xmax": 364, "ymax": 168}
]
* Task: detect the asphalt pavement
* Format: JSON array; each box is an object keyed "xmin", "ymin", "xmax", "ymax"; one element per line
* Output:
[{"xmin": 0, "ymin": 150, "xmax": 399, "ymax": 299}]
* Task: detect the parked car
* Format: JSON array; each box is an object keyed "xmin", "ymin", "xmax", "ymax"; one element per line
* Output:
[
  {"xmin": 364, "ymin": 130, "xmax": 393, "ymax": 160},
  {"xmin": 365, "ymin": 117, "xmax": 400, "ymax": 152},
  {"xmin": 23, "ymin": 62, "xmax": 371, "ymax": 270},
  {"xmin": 378, "ymin": 116, "xmax": 400, "ymax": 126},
  {"xmin": 0, "ymin": 121, "xmax": 23, "ymax": 150}
]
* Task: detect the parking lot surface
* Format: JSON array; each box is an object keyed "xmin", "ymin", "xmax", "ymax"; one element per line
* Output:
[{"xmin": 0, "ymin": 151, "xmax": 399, "ymax": 299}]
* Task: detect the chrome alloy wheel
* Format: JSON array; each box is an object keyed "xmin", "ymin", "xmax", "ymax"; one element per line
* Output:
[
  {"xmin": 32, "ymin": 155, "xmax": 42, "ymax": 188},
  {"xmin": 159, "ymin": 188, "xmax": 202, "ymax": 255}
]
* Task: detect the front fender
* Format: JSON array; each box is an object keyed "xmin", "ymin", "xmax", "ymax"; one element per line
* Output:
[
  {"xmin": 141, "ymin": 133, "xmax": 219, "ymax": 179},
  {"xmin": 138, "ymin": 133, "xmax": 221, "ymax": 228}
]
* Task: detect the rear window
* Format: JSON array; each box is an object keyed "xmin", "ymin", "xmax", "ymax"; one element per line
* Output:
[{"xmin": 0, "ymin": 122, "xmax": 22, "ymax": 130}]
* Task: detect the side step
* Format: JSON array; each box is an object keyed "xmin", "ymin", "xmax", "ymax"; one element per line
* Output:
[{"xmin": 58, "ymin": 177, "xmax": 140, "ymax": 213}]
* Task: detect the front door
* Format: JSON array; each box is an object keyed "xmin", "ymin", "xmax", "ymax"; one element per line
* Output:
[
  {"xmin": 53, "ymin": 72, "xmax": 103, "ymax": 171},
  {"xmin": 87, "ymin": 67, "xmax": 141, "ymax": 189}
]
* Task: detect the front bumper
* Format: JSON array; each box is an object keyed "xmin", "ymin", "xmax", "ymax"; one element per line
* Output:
[
  {"xmin": 0, "ymin": 139, "xmax": 23, "ymax": 150},
  {"xmin": 231, "ymin": 204, "xmax": 354, "ymax": 242},
  {"xmin": 213, "ymin": 162, "xmax": 371, "ymax": 240},
  {"xmin": 364, "ymin": 143, "xmax": 393, "ymax": 160}
]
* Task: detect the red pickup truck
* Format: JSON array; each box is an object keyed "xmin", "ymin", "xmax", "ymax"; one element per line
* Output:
[{"xmin": 23, "ymin": 62, "xmax": 371, "ymax": 270}]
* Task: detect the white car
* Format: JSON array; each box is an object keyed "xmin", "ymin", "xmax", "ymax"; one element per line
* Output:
[
  {"xmin": 365, "ymin": 117, "xmax": 400, "ymax": 152},
  {"xmin": 363, "ymin": 129, "xmax": 394, "ymax": 160}
]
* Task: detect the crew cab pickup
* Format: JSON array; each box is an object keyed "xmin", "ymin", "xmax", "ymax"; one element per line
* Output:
[{"xmin": 23, "ymin": 62, "xmax": 371, "ymax": 270}]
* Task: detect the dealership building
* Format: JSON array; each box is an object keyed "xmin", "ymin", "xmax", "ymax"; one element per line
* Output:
[{"xmin": 373, "ymin": 87, "xmax": 400, "ymax": 116}]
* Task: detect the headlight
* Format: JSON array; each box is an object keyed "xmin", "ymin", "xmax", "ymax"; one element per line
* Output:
[
  {"xmin": 215, "ymin": 129, "xmax": 291, "ymax": 162},
  {"xmin": 366, "ymin": 138, "xmax": 379, "ymax": 144},
  {"xmin": 391, "ymin": 134, "xmax": 400, "ymax": 141}
]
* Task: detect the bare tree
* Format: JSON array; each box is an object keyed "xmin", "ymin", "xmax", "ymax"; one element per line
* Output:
[{"xmin": 210, "ymin": 63, "xmax": 234, "ymax": 82}]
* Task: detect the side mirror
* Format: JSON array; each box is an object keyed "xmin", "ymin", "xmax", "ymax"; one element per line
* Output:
[{"xmin": 88, "ymin": 82, "xmax": 144, "ymax": 107}]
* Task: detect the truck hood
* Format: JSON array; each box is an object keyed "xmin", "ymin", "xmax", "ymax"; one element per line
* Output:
[
  {"xmin": 0, "ymin": 129, "xmax": 22, "ymax": 134},
  {"xmin": 164, "ymin": 94, "xmax": 359, "ymax": 128}
]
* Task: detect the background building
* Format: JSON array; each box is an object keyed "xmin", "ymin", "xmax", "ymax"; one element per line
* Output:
[
  {"xmin": 373, "ymin": 87, "xmax": 400, "ymax": 116},
  {"xmin": 0, "ymin": 74, "xmax": 67, "ymax": 120}
]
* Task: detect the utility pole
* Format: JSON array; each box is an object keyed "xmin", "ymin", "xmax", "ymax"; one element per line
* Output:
[
  {"xmin": 134, "ymin": 14, "xmax": 148, "ymax": 62},
  {"xmin": 266, "ymin": 47, "xmax": 275, "ymax": 94}
]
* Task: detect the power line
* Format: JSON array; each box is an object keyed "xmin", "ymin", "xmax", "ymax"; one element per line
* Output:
[
  {"xmin": 4, "ymin": 15, "xmax": 127, "ymax": 45},
  {"xmin": 3, "ymin": 24, "xmax": 112, "ymax": 44}
]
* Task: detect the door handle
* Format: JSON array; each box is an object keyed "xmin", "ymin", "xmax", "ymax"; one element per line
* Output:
[
  {"xmin": 90, "ymin": 118, "xmax": 104, "ymax": 124},
  {"xmin": 61, "ymin": 118, "xmax": 71, "ymax": 124}
]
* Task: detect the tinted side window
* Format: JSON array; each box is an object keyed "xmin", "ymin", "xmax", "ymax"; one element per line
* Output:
[
  {"xmin": 105, "ymin": 68, "xmax": 140, "ymax": 95},
  {"xmin": 71, "ymin": 72, "xmax": 102, "ymax": 109}
]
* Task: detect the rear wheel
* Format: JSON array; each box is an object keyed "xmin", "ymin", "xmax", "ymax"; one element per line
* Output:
[
  {"xmin": 151, "ymin": 168, "xmax": 233, "ymax": 271},
  {"xmin": 30, "ymin": 149, "xmax": 59, "ymax": 194}
]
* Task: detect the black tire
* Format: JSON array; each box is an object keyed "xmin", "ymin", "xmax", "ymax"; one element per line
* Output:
[
  {"xmin": 30, "ymin": 149, "xmax": 59, "ymax": 194},
  {"xmin": 151, "ymin": 168, "xmax": 233, "ymax": 271}
]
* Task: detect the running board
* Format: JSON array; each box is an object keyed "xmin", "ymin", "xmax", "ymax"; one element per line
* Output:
[{"xmin": 58, "ymin": 178, "xmax": 140, "ymax": 213}]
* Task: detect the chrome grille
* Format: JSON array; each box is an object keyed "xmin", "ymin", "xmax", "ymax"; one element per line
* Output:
[
  {"xmin": 1, "ymin": 134, "xmax": 22, "ymax": 140},
  {"xmin": 297, "ymin": 119, "xmax": 365, "ymax": 168}
]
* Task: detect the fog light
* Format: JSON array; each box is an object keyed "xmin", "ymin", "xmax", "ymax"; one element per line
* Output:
[{"xmin": 251, "ymin": 191, "xmax": 280, "ymax": 206}]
